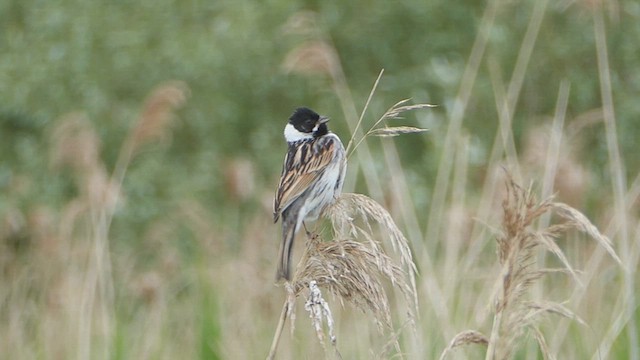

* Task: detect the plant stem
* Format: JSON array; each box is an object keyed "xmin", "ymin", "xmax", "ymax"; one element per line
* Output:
[
  {"xmin": 485, "ymin": 309, "xmax": 503, "ymax": 360},
  {"xmin": 345, "ymin": 68, "xmax": 384, "ymax": 157},
  {"xmin": 267, "ymin": 298, "xmax": 291, "ymax": 360}
]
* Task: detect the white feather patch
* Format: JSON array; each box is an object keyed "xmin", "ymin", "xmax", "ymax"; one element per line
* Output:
[{"xmin": 284, "ymin": 123, "xmax": 313, "ymax": 142}]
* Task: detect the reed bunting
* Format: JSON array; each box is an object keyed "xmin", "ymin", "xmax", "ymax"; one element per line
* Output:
[{"xmin": 273, "ymin": 107, "xmax": 347, "ymax": 280}]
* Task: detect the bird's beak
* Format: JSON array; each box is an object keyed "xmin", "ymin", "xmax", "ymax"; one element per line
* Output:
[{"xmin": 319, "ymin": 116, "xmax": 330, "ymax": 124}]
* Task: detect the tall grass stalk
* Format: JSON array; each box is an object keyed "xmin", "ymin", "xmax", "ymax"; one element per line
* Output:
[
  {"xmin": 593, "ymin": 3, "xmax": 637, "ymax": 358},
  {"xmin": 539, "ymin": 80, "xmax": 571, "ymax": 228},
  {"xmin": 462, "ymin": 0, "xmax": 546, "ymax": 292},
  {"xmin": 428, "ymin": 0, "xmax": 498, "ymax": 279}
]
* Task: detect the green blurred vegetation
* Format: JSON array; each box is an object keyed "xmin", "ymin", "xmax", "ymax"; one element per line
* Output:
[
  {"xmin": 2, "ymin": 0, "xmax": 640, "ymax": 209},
  {"xmin": 2, "ymin": 0, "xmax": 639, "ymax": 213},
  {"xmin": 1, "ymin": 0, "xmax": 639, "ymax": 358}
]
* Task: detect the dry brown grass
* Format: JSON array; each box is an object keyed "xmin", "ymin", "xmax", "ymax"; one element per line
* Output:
[
  {"xmin": 0, "ymin": 82, "xmax": 189, "ymax": 359},
  {"xmin": 294, "ymin": 235, "xmax": 406, "ymax": 330},
  {"xmin": 439, "ymin": 176, "xmax": 622, "ymax": 360}
]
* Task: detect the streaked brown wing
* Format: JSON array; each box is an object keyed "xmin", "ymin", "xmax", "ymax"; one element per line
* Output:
[{"xmin": 273, "ymin": 138, "xmax": 336, "ymax": 222}]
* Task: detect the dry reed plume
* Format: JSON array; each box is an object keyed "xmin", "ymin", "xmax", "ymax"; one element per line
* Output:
[
  {"xmin": 268, "ymin": 193, "xmax": 418, "ymax": 360},
  {"xmin": 439, "ymin": 176, "xmax": 622, "ymax": 360}
]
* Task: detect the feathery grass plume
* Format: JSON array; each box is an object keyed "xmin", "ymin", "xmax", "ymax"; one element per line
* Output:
[
  {"xmin": 50, "ymin": 112, "xmax": 101, "ymax": 173},
  {"xmin": 111, "ymin": 80, "xmax": 189, "ymax": 213},
  {"xmin": 296, "ymin": 193, "xmax": 417, "ymax": 355},
  {"xmin": 293, "ymin": 233, "xmax": 410, "ymax": 330},
  {"xmin": 438, "ymin": 174, "xmax": 621, "ymax": 360},
  {"xmin": 130, "ymin": 80, "xmax": 190, "ymax": 152},
  {"xmin": 368, "ymin": 126, "xmax": 429, "ymax": 137},
  {"xmin": 483, "ymin": 175, "xmax": 621, "ymax": 360},
  {"xmin": 346, "ymin": 99, "xmax": 434, "ymax": 158},
  {"xmin": 438, "ymin": 330, "xmax": 489, "ymax": 360},
  {"xmin": 327, "ymin": 193, "xmax": 418, "ymax": 314},
  {"xmin": 282, "ymin": 40, "xmax": 338, "ymax": 77},
  {"xmin": 50, "ymin": 112, "xmax": 118, "ymax": 208},
  {"xmin": 267, "ymin": 196, "xmax": 418, "ymax": 359}
]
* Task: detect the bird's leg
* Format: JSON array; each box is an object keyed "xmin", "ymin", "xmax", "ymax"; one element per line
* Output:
[{"xmin": 303, "ymin": 222, "xmax": 312, "ymax": 238}]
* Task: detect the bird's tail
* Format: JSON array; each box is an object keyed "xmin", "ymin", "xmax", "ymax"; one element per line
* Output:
[{"xmin": 277, "ymin": 219, "xmax": 297, "ymax": 281}]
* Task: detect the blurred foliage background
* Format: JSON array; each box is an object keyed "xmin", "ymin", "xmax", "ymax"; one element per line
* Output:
[
  {"xmin": 3, "ymin": 0, "xmax": 640, "ymax": 217},
  {"xmin": 1, "ymin": 0, "xmax": 639, "ymax": 358}
]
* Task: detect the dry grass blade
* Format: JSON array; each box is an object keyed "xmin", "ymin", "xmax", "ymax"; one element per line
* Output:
[
  {"xmin": 531, "ymin": 267, "xmax": 579, "ymax": 278},
  {"xmin": 374, "ymin": 320, "xmax": 414, "ymax": 360},
  {"xmin": 593, "ymin": 3, "xmax": 637, "ymax": 354},
  {"xmin": 551, "ymin": 202, "xmax": 622, "ymax": 265},
  {"xmin": 523, "ymin": 301, "xmax": 586, "ymax": 326},
  {"xmin": 369, "ymin": 126, "xmax": 429, "ymax": 137},
  {"xmin": 345, "ymin": 68, "xmax": 385, "ymax": 156},
  {"xmin": 438, "ymin": 330, "xmax": 488, "ymax": 360},
  {"xmin": 267, "ymin": 284, "xmax": 296, "ymax": 360},
  {"xmin": 532, "ymin": 326, "xmax": 557, "ymax": 360},
  {"xmin": 535, "ymin": 228, "xmax": 580, "ymax": 283},
  {"xmin": 380, "ymin": 100, "xmax": 437, "ymax": 120}
]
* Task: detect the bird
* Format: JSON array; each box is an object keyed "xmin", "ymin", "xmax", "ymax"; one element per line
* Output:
[{"xmin": 273, "ymin": 107, "xmax": 347, "ymax": 281}]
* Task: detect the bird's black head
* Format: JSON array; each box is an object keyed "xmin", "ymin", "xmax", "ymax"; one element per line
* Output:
[{"xmin": 289, "ymin": 107, "xmax": 329, "ymax": 137}]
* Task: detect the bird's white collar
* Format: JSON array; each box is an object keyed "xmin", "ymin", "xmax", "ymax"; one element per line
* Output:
[{"xmin": 284, "ymin": 123, "xmax": 314, "ymax": 142}]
